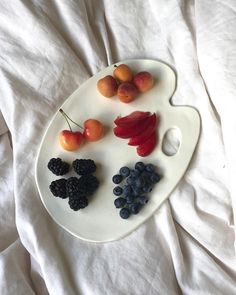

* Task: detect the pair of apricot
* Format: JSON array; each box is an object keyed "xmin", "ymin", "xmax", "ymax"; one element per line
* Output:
[{"xmin": 97, "ymin": 64, "xmax": 154, "ymax": 103}]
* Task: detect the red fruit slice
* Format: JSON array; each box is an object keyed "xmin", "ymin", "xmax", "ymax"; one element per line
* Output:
[
  {"xmin": 114, "ymin": 111, "xmax": 151, "ymax": 127},
  {"xmin": 136, "ymin": 132, "xmax": 157, "ymax": 157},
  {"xmin": 113, "ymin": 114, "xmax": 155, "ymax": 139},
  {"xmin": 128, "ymin": 114, "xmax": 158, "ymax": 146}
]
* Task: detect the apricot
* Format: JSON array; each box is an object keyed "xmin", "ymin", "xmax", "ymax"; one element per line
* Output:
[
  {"xmin": 117, "ymin": 82, "xmax": 138, "ymax": 103},
  {"xmin": 113, "ymin": 64, "xmax": 133, "ymax": 83},
  {"xmin": 97, "ymin": 75, "xmax": 118, "ymax": 98},
  {"xmin": 133, "ymin": 71, "xmax": 154, "ymax": 92}
]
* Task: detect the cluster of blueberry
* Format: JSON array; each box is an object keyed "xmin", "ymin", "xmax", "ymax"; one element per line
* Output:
[
  {"xmin": 112, "ymin": 162, "xmax": 161, "ymax": 219},
  {"xmin": 48, "ymin": 158, "xmax": 99, "ymax": 211}
]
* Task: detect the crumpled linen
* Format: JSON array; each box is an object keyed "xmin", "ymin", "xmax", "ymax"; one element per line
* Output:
[{"xmin": 0, "ymin": 1, "xmax": 236, "ymax": 294}]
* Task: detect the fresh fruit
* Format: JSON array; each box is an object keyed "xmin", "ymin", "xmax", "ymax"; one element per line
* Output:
[
  {"xmin": 113, "ymin": 113, "xmax": 156, "ymax": 139},
  {"xmin": 97, "ymin": 75, "xmax": 118, "ymax": 98},
  {"xmin": 113, "ymin": 186, "xmax": 123, "ymax": 196},
  {"xmin": 137, "ymin": 132, "xmax": 157, "ymax": 157},
  {"xmin": 134, "ymin": 162, "xmax": 145, "ymax": 172},
  {"xmin": 113, "ymin": 64, "xmax": 133, "ymax": 83},
  {"xmin": 119, "ymin": 208, "xmax": 131, "ymax": 219},
  {"xmin": 133, "ymin": 71, "xmax": 154, "ymax": 92},
  {"xmin": 49, "ymin": 179, "xmax": 67, "ymax": 199},
  {"xmin": 114, "ymin": 111, "xmax": 151, "ymax": 127},
  {"xmin": 47, "ymin": 158, "xmax": 70, "ymax": 175},
  {"xmin": 128, "ymin": 114, "xmax": 157, "ymax": 146},
  {"xmin": 112, "ymin": 162, "xmax": 161, "ymax": 219},
  {"xmin": 83, "ymin": 119, "xmax": 104, "ymax": 142},
  {"xmin": 119, "ymin": 167, "xmax": 130, "ymax": 178},
  {"xmin": 73, "ymin": 159, "xmax": 96, "ymax": 175},
  {"xmin": 115, "ymin": 198, "xmax": 127, "ymax": 209},
  {"xmin": 112, "ymin": 174, "xmax": 123, "ymax": 184},
  {"xmin": 69, "ymin": 197, "xmax": 88, "ymax": 211},
  {"xmin": 59, "ymin": 130, "xmax": 84, "ymax": 151},
  {"xmin": 117, "ymin": 82, "xmax": 138, "ymax": 103}
]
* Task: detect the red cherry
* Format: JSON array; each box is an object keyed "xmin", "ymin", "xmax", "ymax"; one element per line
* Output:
[
  {"xmin": 59, "ymin": 130, "xmax": 84, "ymax": 151},
  {"xmin": 83, "ymin": 119, "xmax": 104, "ymax": 142}
]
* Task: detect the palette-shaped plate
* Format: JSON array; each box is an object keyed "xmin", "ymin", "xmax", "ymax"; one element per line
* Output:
[{"xmin": 35, "ymin": 59, "xmax": 200, "ymax": 242}]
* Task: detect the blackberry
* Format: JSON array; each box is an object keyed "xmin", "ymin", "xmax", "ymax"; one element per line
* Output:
[
  {"xmin": 66, "ymin": 177, "xmax": 87, "ymax": 199},
  {"xmin": 69, "ymin": 197, "xmax": 88, "ymax": 210},
  {"xmin": 112, "ymin": 174, "xmax": 123, "ymax": 184},
  {"xmin": 80, "ymin": 174, "xmax": 99, "ymax": 196},
  {"xmin": 49, "ymin": 178, "xmax": 67, "ymax": 199},
  {"xmin": 47, "ymin": 158, "xmax": 70, "ymax": 176},
  {"xmin": 73, "ymin": 159, "xmax": 96, "ymax": 175}
]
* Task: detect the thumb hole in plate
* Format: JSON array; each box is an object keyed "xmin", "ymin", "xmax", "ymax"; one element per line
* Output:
[{"xmin": 162, "ymin": 127, "xmax": 181, "ymax": 156}]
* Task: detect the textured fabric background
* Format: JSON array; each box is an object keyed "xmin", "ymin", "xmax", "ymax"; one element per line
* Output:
[{"xmin": 0, "ymin": 1, "xmax": 236, "ymax": 294}]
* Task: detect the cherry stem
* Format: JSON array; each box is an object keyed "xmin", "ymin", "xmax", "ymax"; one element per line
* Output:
[{"xmin": 59, "ymin": 109, "xmax": 83, "ymax": 130}]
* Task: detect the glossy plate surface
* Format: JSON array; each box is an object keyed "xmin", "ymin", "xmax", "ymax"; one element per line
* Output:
[{"xmin": 35, "ymin": 59, "xmax": 200, "ymax": 242}]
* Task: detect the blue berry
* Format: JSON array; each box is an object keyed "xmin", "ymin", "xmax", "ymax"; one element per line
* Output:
[
  {"xmin": 142, "ymin": 185, "xmax": 150, "ymax": 193},
  {"xmin": 130, "ymin": 169, "xmax": 140, "ymax": 178},
  {"xmin": 119, "ymin": 166, "xmax": 130, "ymax": 178},
  {"xmin": 126, "ymin": 194, "xmax": 135, "ymax": 204},
  {"xmin": 123, "ymin": 185, "xmax": 132, "ymax": 197},
  {"xmin": 129, "ymin": 203, "xmax": 141, "ymax": 214},
  {"xmin": 135, "ymin": 162, "xmax": 145, "ymax": 172},
  {"xmin": 114, "ymin": 197, "xmax": 126, "ymax": 208},
  {"xmin": 112, "ymin": 174, "xmax": 123, "ymax": 184},
  {"xmin": 126, "ymin": 176, "xmax": 134, "ymax": 185},
  {"xmin": 145, "ymin": 163, "xmax": 155, "ymax": 173},
  {"xmin": 150, "ymin": 172, "xmax": 161, "ymax": 183},
  {"xmin": 120, "ymin": 208, "xmax": 130, "ymax": 219},
  {"xmin": 113, "ymin": 186, "xmax": 123, "ymax": 196},
  {"xmin": 138, "ymin": 196, "xmax": 149, "ymax": 205},
  {"xmin": 132, "ymin": 187, "xmax": 142, "ymax": 197},
  {"xmin": 134, "ymin": 177, "xmax": 145, "ymax": 188}
]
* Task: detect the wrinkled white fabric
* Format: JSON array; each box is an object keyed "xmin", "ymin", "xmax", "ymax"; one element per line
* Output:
[{"xmin": 0, "ymin": 1, "xmax": 236, "ymax": 294}]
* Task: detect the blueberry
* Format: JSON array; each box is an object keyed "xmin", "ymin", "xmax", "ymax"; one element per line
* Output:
[
  {"xmin": 123, "ymin": 185, "xmax": 132, "ymax": 197},
  {"xmin": 112, "ymin": 174, "xmax": 123, "ymax": 184},
  {"xmin": 113, "ymin": 186, "xmax": 123, "ymax": 196},
  {"xmin": 145, "ymin": 164, "xmax": 155, "ymax": 173},
  {"xmin": 138, "ymin": 196, "xmax": 149, "ymax": 205},
  {"xmin": 142, "ymin": 185, "xmax": 150, "ymax": 193},
  {"xmin": 130, "ymin": 169, "xmax": 140, "ymax": 178},
  {"xmin": 134, "ymin": 177, "xmax": 145, "ymax": 188},
  {"xmin": 129, "ymin": 203, "xmax": 141, "ymax": 214},
  {"xmin": 135, "ymin": 162, "xmax": 145, "ymax": 172},
  {"xmin": 126, "ymin": 176, "xmax": 134, "ymax": 185},
  {"xmin": 150, "ymin": 172, "xmax": 161, "ymax": 183},
  {"xmin": 126, "ymin": 194, "xmax": 135, "ymax": 204},
  {"xmin": 133, "ymin": 187, "xmax": 142, "ymax": 197},
  {"xmin": 120, "ymin": 208, "xmax": 131, "ymax": 219},
  {"xmin": 114, "ymin": 197, "xmax": 126, "ymax": 208},
  {"xmin": 119, "ymin": 166, "xmax": 130, "ymax": 178}
]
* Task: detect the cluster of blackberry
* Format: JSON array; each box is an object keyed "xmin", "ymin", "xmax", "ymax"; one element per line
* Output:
[
  {"xmin": 112, "ymin": 161, "xmax": 161, "ymax": 219},
  {"xmin": 48, "ymin": 158, "xmax": 99, "ymax": 211}
]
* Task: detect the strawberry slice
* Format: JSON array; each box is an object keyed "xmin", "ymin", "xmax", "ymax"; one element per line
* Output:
[
  {"xmin": 113, "ymin": 113, "xmax": 155, "ymax": 139},
  {"xmin": 114, "ymin": 111, "xmax": 151, "ymax": 127},
  {"xmin": 136, "ymin": 132, "xmax": 157, "ymax": 157},
  {"xmin": 128, "ymin": 114, "xmax": 158, "ymax": 146}
]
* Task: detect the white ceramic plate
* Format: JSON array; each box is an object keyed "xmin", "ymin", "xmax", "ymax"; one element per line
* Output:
[{"xmin": 35, "ymin": 59, "xmax": 200, "ymax": 243}]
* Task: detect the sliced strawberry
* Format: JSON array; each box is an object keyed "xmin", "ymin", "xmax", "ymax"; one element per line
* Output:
[
  {"xmin": 113, "ymin": 113, "xmax": 155, "ymax": 139},
  {"xmin": 128, "ymin": 114, "xmax": 158, "ymax": 146},
  {"xmin": 114, "ymin": 111, "xmax": 151, "ymax": 127},
  {"xmin": 136, "ymin": 132, "xmax": 157, "ymax": 157}
]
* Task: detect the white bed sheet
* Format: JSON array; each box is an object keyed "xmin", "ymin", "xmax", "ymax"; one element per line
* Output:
[{"xmin": 0, "ymin": 1, "xmax": 236, "ymax": 294}]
